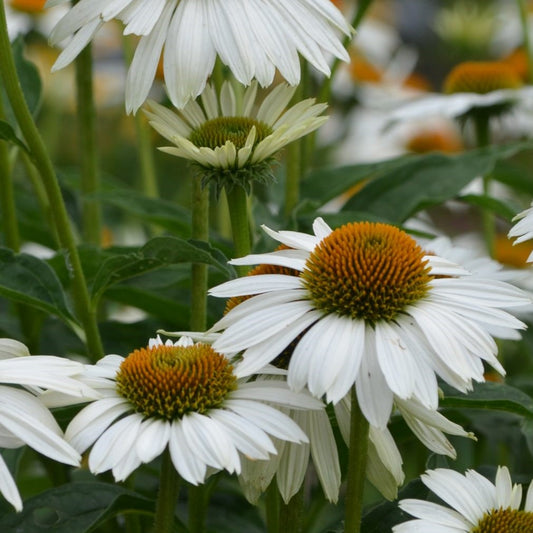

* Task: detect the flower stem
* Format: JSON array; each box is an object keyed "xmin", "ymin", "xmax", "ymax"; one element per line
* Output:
[
  {"xmin": 190, "ymin": 178, "xmax": 210, "ymax": 331},
  {"xmin": 0, "ymin": 99, "xmax": 20, "ymax": 251},
  {"xmin": 344, "ymin": 387, "xmax": 370, "ymax": 533},
  {"xmin": 319, "ymin": 0, "xmax": 375, "ymax": 103},
  {"xmin": 517, "ymin": 0, "xmax": 533, "ymax": 84},
  {"xmin": 153, "ymin": 449, "xmax": 180, "ymax": 533},
  {"xmin": 0, "ymin": 4, "xmax": 103, "ymax": 359},
  {"xmin": 279, "ymin": 488, "xmax": 304, "ymax": 533},
  {"xmin": 474, "ymin": 114, "xmax": 494, "ymax": 257},
  {"xmin": 225, "ymin": 186, "xmax": 251, "ymax": 275},
  {"xmin": 265, "ymin": 481, "xmax": 280, "ymax": 533},
  {"xmin": 75, "ymin": 43, "xmax": 101, "ymax": 246},
  {"xmin": 188, "ymin": 484, "xmax": 208, "ymax": 533}
]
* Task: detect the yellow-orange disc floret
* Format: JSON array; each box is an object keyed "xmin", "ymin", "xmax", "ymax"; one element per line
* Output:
[
  {"xmin": 472, "ymin": 509, "xmax": 533, "ymax": 533},
  {"xmin": 116, "ymin": 343, "xmax": 236, "ymax": 420},
  {"xmin": 406, "ymin": 128, "xmax": 463, "ymax": 154},
  {"xmin": 444, "ymin": 61, "xmax": 523, "ymax": 94},
  {"xmin": 302, "ymin": 222, "xmax": 432, "ymax": 323}
]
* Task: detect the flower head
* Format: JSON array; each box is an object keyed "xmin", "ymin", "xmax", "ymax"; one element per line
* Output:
[
  {"xmin": 394, "ymin": 466, "xmax": 533, "ymax": 532},
  {"xmin": 509, "ymin": 202, "xmax": 533, "ymax": 263},
  {"xmin": 48, "ymin": 0, "xmax": 351, "ymax": 113},
  {"xmin": 0, "ymin": 338, "xmax": 97, "ymax": 511},
  {"xmin": 386, "ymin": 60, "xmax": 533, "ymax": 126},
  {"xmin": 208, "ymin": 218, "xmax": 530, "ymax": 427},
  {"xmin": 145, "ymin": 81, "xmax": 327, "ymax": 193},
  {"xmin": 64, "ymin": 336, "xmax": 322, "ymax": 484}
]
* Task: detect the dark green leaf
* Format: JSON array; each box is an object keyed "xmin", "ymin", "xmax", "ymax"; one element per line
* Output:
[
  {"xmin": 440, "ymin": 381, "xmax": 533, "ymax": 419},
  {"xmin": 0, "ymin": 247, "xmax": 76, "ymax": 325},
  {"xmin": 91, "ymin": 236, "xmax": 233, "ymax": 303},
  {"xmin": 343, "ymin": 143, "xmax": 533, "ymax": 222},
  {"xmin": 458, "ymin": 194, "xmax": 518, "ymax": 220},
  {"xmin": 0, "ymin": 120, "xmax": 29, "ymax": 153},
  {"xmin": 1, "ymin": 36, "xmax": 42, "ymax": 121},
  {"xmin": 0, "ymin": 482, "xmax": 155, "ymax": 533}
]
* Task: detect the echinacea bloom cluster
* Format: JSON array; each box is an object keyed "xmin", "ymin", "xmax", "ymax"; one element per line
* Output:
[
  {"xmin": 509, "ymin": 202, "xmax": 533, "ymax": 263},
  {"xmin": 209, "ymin": 218, "xmax": 530, "ymax": 428},
  {"xmin": 48, "ymin": 0, "xmax": 351, "ymax": 113},
  {"xmin": 394, "ymin": 466, "xmax": 533, "ymax": 532},
  {"xmin": 145, "ymin": 81, "xmax": 328, "ymax": 193},
  {"xmin": 64, "ymin": 336, "xmax": 323, "ymax": 484},
  {"xmin": 0, "ymin": 338, "xmax": 97, "ymax": 511}
]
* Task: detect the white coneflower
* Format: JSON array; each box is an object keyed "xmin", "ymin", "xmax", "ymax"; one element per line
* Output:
[
  {"xmin": 64, "ymin": 336, "xmax": 323, "ymax": 484},
  {"xmin": 208, "ymin": 218, "xmax": 530, "ymax": 428},
  {"xmin": 145, "ymin": 81, "xmax": 328, "ymax": 193},
  {"xmin": 48, "ymin": 0, "xmax": 351, "ymax": 113},
  {"xmin": 509, "ymin": 202, "xmax": 533, "ymax": 263},
  {"xmin": 394, "ymin": 466, "xmax": 533, "ymax": 532},
  {"xmin": 0, "ymin": 338, "xmax": 96, "ymax": 511}
]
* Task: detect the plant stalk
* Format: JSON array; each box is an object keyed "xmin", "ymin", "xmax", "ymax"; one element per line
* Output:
[
  {"xmin": 153, "ymin": 449, "xmax": 180, "ymax": 533},
  {"xmin": 344, "ymin": 387, "xmax": 370, "ymax": 533},
  {"xmin": 225, "ymin": 185, "xmax": 251, "ymax": 275}
]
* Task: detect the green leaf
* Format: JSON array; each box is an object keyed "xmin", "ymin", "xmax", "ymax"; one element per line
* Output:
[
  {"xmin": 91, "ymin": 236, "xmax": 233, "ymax": 303},
  {"xmin": 440, "ymin": 381, "xmax": 533, "ymax": 419},
  {"xmin": 0, "ymin": 247, "xmax": 76, "ymax": 325},
  {"xmin": 457, "ymin": 194, "xmax": 518, "ymax": 220},
  {"xmin": 0, "ymin": 482, "xmax": 155, "ymax": 533},
  {"xmin": 343, "ymin": 142, "xmax": 533, "ymax": 222},
  {"xmin": 1, "ymin": 36, "xmax": 42, "ymax": 121},
  {"xmin": 302, "ymin": 142, "xmax": 533, "ymax": 223},
  {"xmin": 0, "ymin": 120, "xmax": 29, "ymax": 153}
]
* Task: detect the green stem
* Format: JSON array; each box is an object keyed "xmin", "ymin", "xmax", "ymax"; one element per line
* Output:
[
  {"xmin": 279, "ymin": 489, "xmax": 304, "ymax": 533},
  {"xmin": 344, "ymin": 387, "xmax": 370, "ymax": 533},
  {"xmin": 153, "ymin": 449, "xmax": 180, "ymax": 533},
  {"xmin": 265, "ymin": 481, "xmax": 280, "ymax": 533},
  {"xmin": 517, "ymin": 0, "xmax": 533, "ymax": 84},
  {"xmin": 0, "ymin": 99, "xmax": 20, "ymax": 251},
  {"xmin": 473, "ymin": 114, "xmax": 494, "ymax": 257},
  {"xmin": 190, "ymin": 178, "xmax": 209, "ymax": 330},
  {"xmin": 188, "ymin": 484, "xmax": 208, "ymax": 533},
  {"xmin": 75, "ymin": 42, "xmax": 101, "ymax": 246},
  {"xmin": 0, "ymin": 5, "xmax": 103, "ymax": 359},
  {"xmin": 319, "ymin": 0, "xmax": 375, "ymax": 103},
  {"xmin": 225, "ymin": 186, "xmax": 251, "ymax": 275}
]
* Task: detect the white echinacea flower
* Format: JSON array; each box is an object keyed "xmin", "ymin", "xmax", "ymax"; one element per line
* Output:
[
  {"xmin": 208, "ymin": 218, "xmax": 530, "ymax": 428},
  {"xmin": 394, "ymin": 466, "xmax": 533, "ymax": 532},
  {"xmin": 145, "ymin": 81, "xmax": 328, "ymax": 193},
  {"xmin": 48, "ymin": 0, "xmax": 351, "ymax": 113},
  {"xmin": 387, "ymin": 60, "xmax": 533, "ymax": 126},
  {"xmin": 0, "ymin": 338, "xmax": 97, "ymax": 511},
  {"xmin": 509, "ymin": 202, "xmax": 533, "ymax": 263},
  {"xmin": 63, "ymin": 336, "xmax": 323, "ymax": 484}
]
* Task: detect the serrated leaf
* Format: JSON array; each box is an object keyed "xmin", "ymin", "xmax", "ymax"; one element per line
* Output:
[
  {"xmin": 0, "ymin": 120, "xmax": 29, "ymax": 153},
  {"xmin": 440, "ymin": 381, "xmax": 533, "ymax": 418},
  {"xmin": 0, "ymin": 247, "xmax": 76, "ymax": 325},
  {"xmin": 91, "ymin": 236, "xmax": 233, "ymax": 303},
  {"xmin": 0, "ymin": 482, "xmax": 156, "ymax": 532}
]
